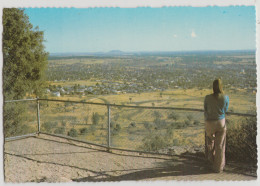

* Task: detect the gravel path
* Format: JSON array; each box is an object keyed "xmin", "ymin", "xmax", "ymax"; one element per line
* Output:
[{"xmin": 4, "ymin": 134, "xmax": 256, "ymax": 182}]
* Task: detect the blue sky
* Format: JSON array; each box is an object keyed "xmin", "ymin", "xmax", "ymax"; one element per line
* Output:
[{"xmin": 24, "ymin": 7, "xmax": 256, "ymax": 53}]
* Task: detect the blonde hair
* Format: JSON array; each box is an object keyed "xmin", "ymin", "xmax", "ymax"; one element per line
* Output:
[{"xmin": 213, "ymin": 79, "xmax": 223, "ymax": 97}]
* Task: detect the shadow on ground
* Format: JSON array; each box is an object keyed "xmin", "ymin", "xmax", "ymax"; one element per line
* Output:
[
  {"xmin": 5, "ymin": 136, "xmax": 257, "ymax": 182},
  {"xmin": 73, "ymin": 157, "xmax": 213, "ymax": 181}
]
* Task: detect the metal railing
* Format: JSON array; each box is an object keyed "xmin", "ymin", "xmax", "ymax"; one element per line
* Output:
[{"xmin": 4, "ymin": 98, "xmax": 257, "ymax": 157}]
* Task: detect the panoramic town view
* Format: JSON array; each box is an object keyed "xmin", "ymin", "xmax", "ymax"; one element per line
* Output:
[{"xmin": 3, "ymin": 6, "xmax": 257, "ymax": 182}]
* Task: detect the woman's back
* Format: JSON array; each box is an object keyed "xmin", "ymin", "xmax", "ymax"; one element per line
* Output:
[{"xmin": 204, "ymin": 94, "xmax": 229, "ymax": 121}]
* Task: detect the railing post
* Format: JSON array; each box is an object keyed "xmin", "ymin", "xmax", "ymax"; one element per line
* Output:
[
  {"xmin": 107, "ymin": 105, "xmax": 111, "ymax": 151},
  {"xmin": 37, "ymin": 98, "xmax": 41, "ymax": 135}
]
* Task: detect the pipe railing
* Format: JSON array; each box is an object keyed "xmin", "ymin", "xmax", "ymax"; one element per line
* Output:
[{"xmin": 4, "ymin": 98, "xmax": 257, "ymax": 152}]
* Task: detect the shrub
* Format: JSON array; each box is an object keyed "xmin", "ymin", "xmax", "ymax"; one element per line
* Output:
[
  {"xmin": 139, "ymin": 134, "xmax": 169, "ymax": 152},
  {"xmin": 168, "ymin": 112, "xmax": 180, "ymax": 121},
  {"xmin": 226, "ymin": 117, "xmax": 257, "ymax": 164},
  {"xmin": 115, "ymin": 124, "xmax": 121, "ymax": 131},
  {"xmin": 42, "ymin": 121, "xmax": 58, "ymax": 133},
  {"xmin": 112, "ymin": 124, "xmax": 121, "ymax": 136},
  {"xmin": 54, "ymin": 127, "xmax": 65, "ymax": 135},
  {"xmin": 89, "ymin": 124, "xmax": 96, "ymax": 132},
  {"xmin": 92, "ymin": 112, "xmax": 100, "ymax": 125},
  {"xmin": 154, "ymin": 118, "xmax": 166, "ymax": 129},
  {"xmin": 84, "ymin": 116, "xmax": 89, "ymax": 125},
  {"xmin": 153, "ymin": 111, "xmax": 162, "ymax": 119},
  {"xmin": 68, "ymin": 128, "xmax": 78, "ymax": 137},
  {"xmin": 166, "ymin": 127, "xmax": 173, "ymax": 138},
  {"xmin": 80, "ymin": 127, "xmax": 88, "ymax": 135},
  {"xmin": 187, "ymin": 114, "xmax": 193, "ymax": 121},
  {"xmin": 184, "ymin": 120, "xmax": 192, "ymax": 127},
  {"xmin": 61, "ymin": 120, "xmax": 66, "ymax": 127},
  {"xmin": 129, "ymin": 122, "xmax": 136, "ymax": 128},
  {"xmin": 113, "ymin": 114, "xmax": 120, "ymax": 121},
  {"xmin": 172, "ymin": 139, "xmax": 179, "ymax": 146},
  {"xmin": 193, "ymin": 120, "xmax": 200, "ymax": 126},
  {"xmin": 143, "ymin": 122, "xmax": 151, "ymax": 130},
  {"xmin": 175, "ymin": 122, "xmax": 185, "ymax": 129}
]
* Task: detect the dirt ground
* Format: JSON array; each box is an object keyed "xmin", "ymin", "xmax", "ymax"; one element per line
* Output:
[{"xmin": 4, "ymin": 134, "xmax": 256, "ymax": 182}]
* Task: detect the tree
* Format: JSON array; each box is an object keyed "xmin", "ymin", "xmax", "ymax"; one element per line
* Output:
[
  {"xmin": 3, "ymin": 8, "xmax": 48, "ymax": 100},
  {"xmin": 3, "ymin": 9, "xmax": 48, "ymax": 137}
]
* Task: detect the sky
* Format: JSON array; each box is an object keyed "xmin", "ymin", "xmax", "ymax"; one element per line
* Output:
[{"xmin": 24, "ymin": 7, "xmax": 256, "ymax": 53}]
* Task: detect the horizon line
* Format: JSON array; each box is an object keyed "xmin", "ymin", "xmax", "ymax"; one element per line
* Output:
[{"xmin": 49, "ymin": 49, "xmax": 256, "ymax": 55}]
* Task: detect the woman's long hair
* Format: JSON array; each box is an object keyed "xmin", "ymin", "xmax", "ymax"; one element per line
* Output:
[{"xmin": 213, "ymin": 79, "xmax": 224, "ymax": 98}]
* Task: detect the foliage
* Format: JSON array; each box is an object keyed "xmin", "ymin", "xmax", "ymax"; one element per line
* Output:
[
  {"xmin": 113, "ymin": 113, "xmax": 120, "ymax": 121},
  {"xmin": 3, "ymin": 8, "xmax": 48, "ymax": 137},
  {"xmin": 153, "ymin": 118, "xmax": 166, "ymax": 129},
  {"xmin": 42, "ymin": 121, "xmax": 58, "ymax": 133},
  {"xmin": 3, "ymin": 8, "xmax": 48, "ymax": 100},
  {"xmin": 68, "ymin": 128, "xmax": 78, "ymax": 137},
  {"xmin": 54, "ymin": 127, "xmax": 65, "ymax": 135},
  {"xmin": 139, "ymin": 134, "xmax": 169, "ymax": 152},
  {"xmin": 186, "ymin": 114, "xmax": 193, "ymax": 121},
  {"xmin": 61, "ymin": 120, "xmax": 66, "ymax": 127},
  {"xmin": 84, "ymin": 116, "xmax": 89, "ymax": 125},
  {"xmin": 80, "ymin": 127, "xmax": 88, "ymax": 135},
  {"xmin": 92, "ymin": 112, "xmax": 100, "ymax": 125},
  {"xmin": 184, "ymin": 120, "xmax": 192, "ymax": 126},
  {"xmin": 129, "ymin": 122, "xmax": 136, "ymax": 128},
  {"xmin": 168, "ymin": 112, "xmax": 180, "ymax": 121},
  {"xmin": 153, "ymin": 111, "xmax": 162, "ymax": 119},
  {"xmin": 112, "ymin": 124, "xmax": 121, "ymax": 136},
  {"xmin": 226, "ymin": 117, "xmax": 257, "ymax": 164},
  {"xmin": 193, "ymin": 120, "xmax": 200, "ymax": 126},
  {"xmin": 175, "ymin": 122, "xmax": 186, "ymax": 129},
  {"xmin": 3, "ymin": 103, "xmax": 35, "ymax": 137},
  {"xmin": 143, "ymin": 122, "xmax": 152, "ymax": 131}
]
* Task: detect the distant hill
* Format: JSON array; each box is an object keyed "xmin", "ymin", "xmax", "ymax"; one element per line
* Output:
[
  {"xmin": 108, "ymin": 50, "xmax": 124, "ymax": 54},
  {"xmin": 48, "ymin": 50, "xmax": 255, "ymax": 60}
]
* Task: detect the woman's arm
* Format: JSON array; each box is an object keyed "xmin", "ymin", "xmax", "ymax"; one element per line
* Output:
[
  {"xmin": 204, "ymin": 96, "xmax": 208, "ymax": 119},
  {"xmin": 225, "ymin": 95, "xmax": 229, "ymax": 113}
]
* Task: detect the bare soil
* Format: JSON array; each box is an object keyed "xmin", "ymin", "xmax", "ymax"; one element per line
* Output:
[{"xmin": 4, "ymin": 134, "xmax": 256, "ymax": 182}]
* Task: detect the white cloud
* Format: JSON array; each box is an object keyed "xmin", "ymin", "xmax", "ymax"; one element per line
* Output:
[
  {"xmin": 173, "ymin": 34, "xmax": 177, "ymax": 38},
  {"xmin": 191, "ymin": 30, "xmax": 197, "ymax": 38}
]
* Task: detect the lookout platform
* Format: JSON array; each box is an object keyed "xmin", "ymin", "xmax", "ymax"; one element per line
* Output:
[{"xmin": 4, "ymin": 134, "xmax": 256, "ymax": 182}]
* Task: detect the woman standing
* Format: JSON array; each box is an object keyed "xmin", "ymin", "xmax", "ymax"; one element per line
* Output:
[{"xmin": 204, "ymin": 79, "xmax": 229, "ymax": 173}]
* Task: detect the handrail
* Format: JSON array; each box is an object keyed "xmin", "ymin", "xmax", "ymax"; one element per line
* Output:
[
  {"xmin": 4, "ymin": 97, "xmax": 257, "ymax": 156},
  {"xmin": 4, "ymin": 98, "xmax": 37, "ymax": 103},
  {"xmin": 37, "ymin": 98, "xmax": 256, "ymax": 117},
  {"xmin": 4, "ymin": 98, "xmax": 256, "ymax": 117}
]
